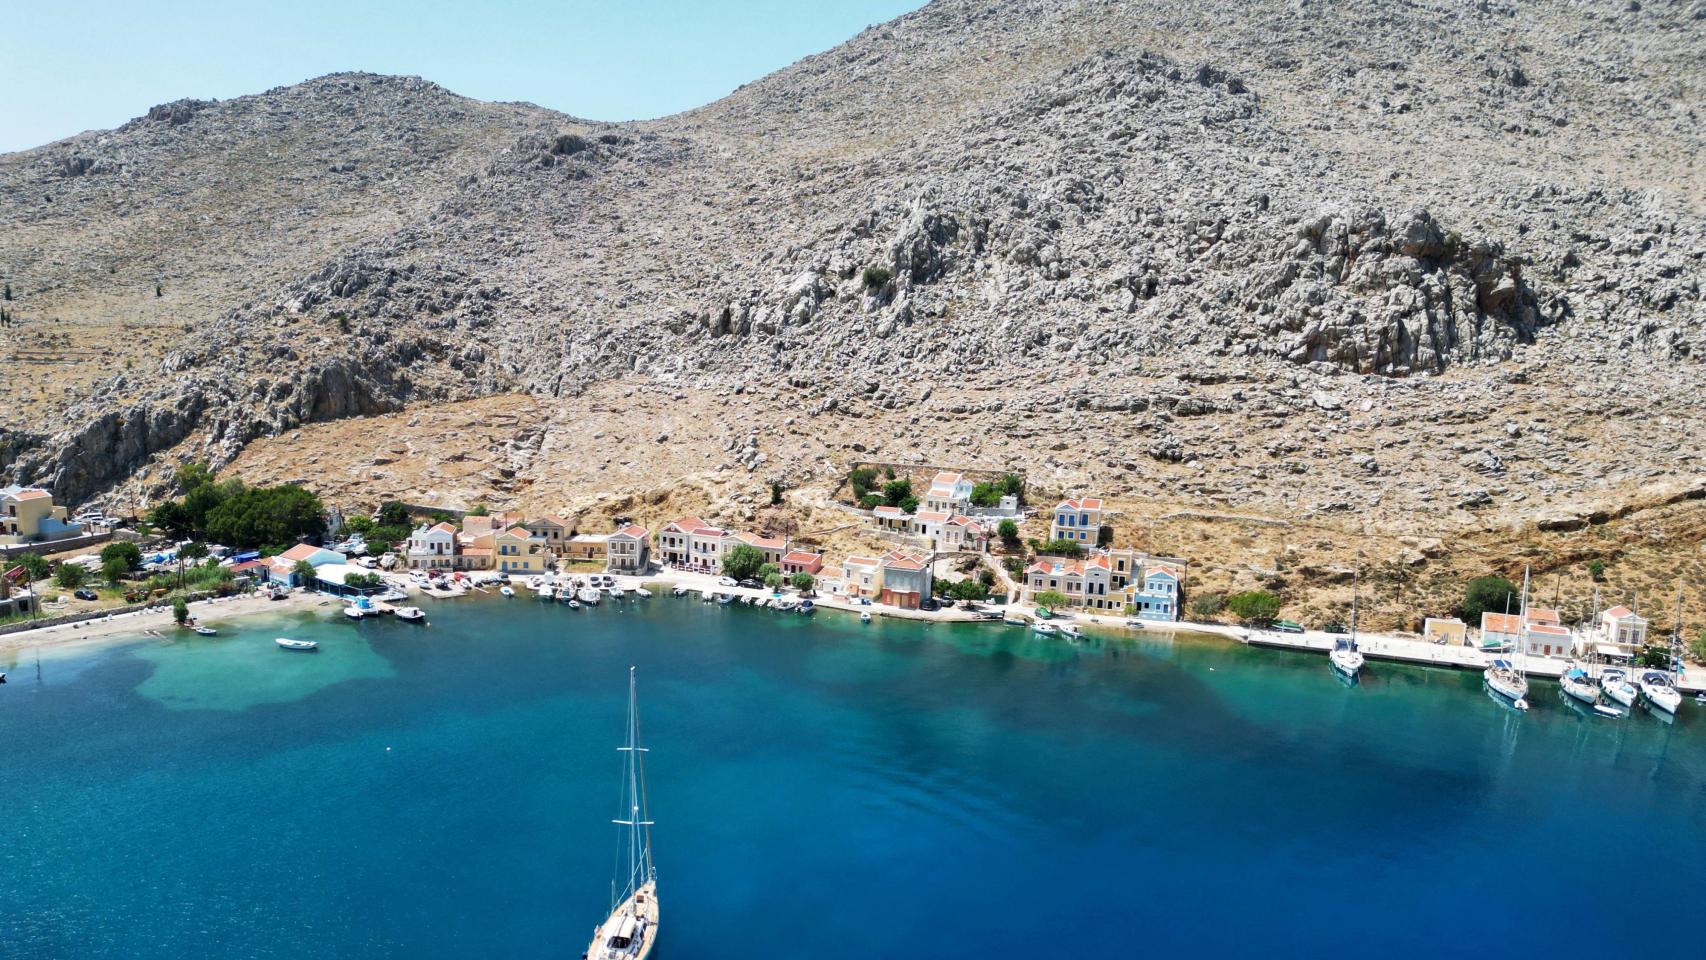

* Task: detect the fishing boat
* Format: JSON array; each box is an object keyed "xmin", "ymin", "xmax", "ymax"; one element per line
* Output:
[
  {"xmin": 774, "ymin": 597, "xmax": 797, "ymax": 612},
  {"xmin": 1559, "ymin": 666, "xmax": 1599, "ymax": 705},
  {"xmin": 1124, "ymin": 617, "xmax": 1145, "ymax": 629},
  {"xmin": 798, "ymin": 599, "xmax": 814, "ymax": 615},
  {"xmin": 1032, "ymin": 622, "xmax": 1056, "ymax": 636},
  {"xmin": 580, "ymin": 588, "xmax": 602, "ymax": 605},
  {"xmin": 860, "ymin": 611, "xmax": 872, "ymax": 623},
  {"xmin": 395, "ymin": 606, "xmax": 426, "ymax": 623},
  {"xmin": 584, "ymin": 667, "xmax": 659, "ymax": 960},
  {"xmin": 1003, "ymin": 613, "xmax": 1026, "ymax": 626},
  {"xmin": 192, "ymin": 625, "xmax": 218, "ymax": 636},
  {"xmin": 275, "ymin": 637, "xmax": 317, "ymax": 651},
  {"xmin": 343, "ymin": 604, "xmax": 368, "ymax": 620},
  {"xmin": 1597, "ymin": 668, "xmax": 1637, "ymax": 708},
  {"xmin": 609, "ymin": 587, "xmax": 626, "ymax": 599},
  {"xmin": 500, "ymin": 586, "xmax": 515, "ymax": 598},
  {"xmin": 540, "ymin": 585, "xmax": 557, "ymax": 601},
  {"xmin": 1329, "ymin": 563, "xmax": 1366, "ymax": 681},
  {"xmin": 700, "ymin": 589, "xmax": 715, "ymax": 603},
  {"xmin": 1058, "ymin": 623, "xmax": 1082, "ymax": 639}
]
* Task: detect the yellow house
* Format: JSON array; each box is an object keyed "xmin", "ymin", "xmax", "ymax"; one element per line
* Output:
[
  {"xmin": 1423, "ymin": 617, "xmax": 1467, "ymax": 646},
  {"xmin": 565, "ymin": 533, "xmax": 610, "ymax": 565},
  {"xmin": 493, "ymin": 526, "xmax": 551, "ymax": 575},
  {"xmin": 1, "ymin": 486, "xmax": 80, "ymax": 545}
]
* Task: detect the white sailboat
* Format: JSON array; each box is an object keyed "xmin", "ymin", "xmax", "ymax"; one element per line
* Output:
[
  {"xmin": 1640, "ymin": 589, "xmax": 1685, "ymax": 715},
  {"xmin": 1329, "ymin": 563, "xmax": 1365, "ymax": 681},
  {"xmin": 1483, "ymin": 568, "xmax": 1530, "ymax": 709},
  {"xmin": 1599, "ymin": 668, "xmax": 1639, "ymax": 709},
  {"xmin": 584, "ymin": 667, "xmax": 658, "ymax": 960},
  {"xmin": 1560, "ymin": 666, "xmax": 1600, "ymax": 705}
]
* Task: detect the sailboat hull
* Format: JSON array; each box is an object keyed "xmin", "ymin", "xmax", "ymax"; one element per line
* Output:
[{"xmin": 586, "ymin": 881, "xmax": 659, "ymax": 960}]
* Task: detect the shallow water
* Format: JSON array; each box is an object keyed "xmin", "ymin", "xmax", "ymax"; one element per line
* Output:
[{"xmin": 2, "ymin": 596, "xmax": 1701, "ymax": 959}]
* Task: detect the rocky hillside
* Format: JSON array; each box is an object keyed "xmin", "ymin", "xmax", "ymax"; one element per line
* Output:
[{"xmin": 1, "ymin": 0, "xmax": 1702, "ymax": 607}]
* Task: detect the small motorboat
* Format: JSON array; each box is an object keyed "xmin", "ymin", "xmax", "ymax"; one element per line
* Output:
[
  {"xmin": 1032, "ymin": 622, "xmax": 1056, "ymax": 636},
  {"xmin": 539, "ymin": 586, "xmax": 557, "ymax": 601},
  {"xmin": 609, "ymin": 587, "xmax": 626, "ymax": 599},
  {"xmin": 1695, "ymin": 692, "xmax": 1706, "ymax": 705},
  {"xmin": 1124, "ymin": 618, "xmax": 1145, "ymax": 629},
  {"xmin": 276, "ymin": 637, "xmax": 318, "ymax": 651},
  {"xmin": 1593, "ymin": 703, "xmax": 1625, "ymax": 719},
  {"xmin": 500, "ymin": 586, "xmax": 515, "ymax": 598},
  {"xmin": 672, "ymin": 586, "xmax": 688, "ymax": 597},
  {"xmin": 568, "ymin": 599, "xmax": 581, "ymax": 609},
  {"xmin": 774, "ymin": 598, "xmax": 798, "ymax": 612},
  {"xmin": 633, "ymin": 587, "xmax": 652, "ymax": 598},
  {"xmin": 343, "ymin": 605, "xmax": 367, "ymax": 620},
  {"xmin": 700, "ymin": 589, "xmax": 715, "ymax": 603},
  {"xmin": 716, "ymin": 593, "xmax": 735, "ymax": 605},
  {"xmin": 192, "ymin": 625, "xmax": 218, "ymax": 636},
  {"xmin": 1003, "ymin": 614, "xmax": 1027, "ymax": 626},
  {"xmin": 860, "ymin": 612, "xmax": 872, "ymax": 623},
  {"xmin": 579, "ymin": 588, "xmax": 601, "ymax": 605},
  {"xmin": 395, "ymin": 607, "xmax": 426, "ymax": 623},
  {"xmin": 1058, "ymin": 624, "xmax": 1083, "ymax": 639},
  {"xmin": 798, "ymin": 599, "xmax": 815, "ymax": 615}
]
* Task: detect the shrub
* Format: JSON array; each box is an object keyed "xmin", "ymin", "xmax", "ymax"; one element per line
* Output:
[
  {"xmin": 1038, "ymin": 538, "xmax": 1084, "ymax": 557},
  {"xmin": 368, "ymin": 523, "xmax": 412, "ymax": 546},
  {"xmin": 468, "ymin": 503, "xmax": 489, "ymax": 517},
  {"xmin": 898, "ymin": 496, "xmax": 919, "ymax": 514},
  {"xmin": 345, "ymin": 515, "xmax": 374, "ymax": 535},
  {"xmin": 770, "ymin": 481, "xmax": 784, "ymax": 506},
  {"xmin": 1096, "ymin": 525, "xmax": 1114, "ymax": 548},
  {"xmin": 998, "ymin": 473, "xmax": 1025, "ymax": 504},
  {"xmin": 997, "ymin": 519, "xmax": 1020, "ymax": 549},
  {"xmin": 344, "ymin": 572, "xmax": 384, "ymax": 589},
  {"xmin": 293, "ymin": 559, "xmax": 317, "ymax": 583},
  {"xmin": 859, "ymin": 494, "xmax": 883, "ymax": 510},
  {"xmin": 1460, "ymin": 575, "xmax": 1519, "ymax": 624},
  {"xmin": 722, "ymin": 544, "xmax": 766, "ymax": 582},
  {"xmin": 178, "ymin": 541, "xmax": 210, "ymax": 563},
  {"xmin": 849, "ymin": 467, "xmax": 879, "ymax": 498},
  {"xmin": 1688, "ymin": 632, "xmax": 1706, "ymax": 665},
  {"xmin": 1587, "ymin": 560, "xmax": 1605, "ymax": 582},
  {"xmin": 1035, "ymin": 590, "xmax": 1069, "ymax": 610},
  {"xmin": 101, "ymin": 541, "xmax": 143, "ymax": 570},
  {"xmin": 1227, "ymin": 591, "xmax": 1281, "ymax": 626},
  {"xmin": 1636, "ymin": 644, "xmax": 1672, "ymax": 669},
  {"xmin": 969, "ymin": 482, "xmax": 1003, "ymax": 507},
  {"xmin": 951, "ymin": 578, "xmax": 988, "ymax": 601},
  {"xmin": 978, "ymin": 569, "xmax": 996, "ymax": 588},
  {"xmin": 102, "ymin": 556, "xmax": 129, "ymax": 585},
  {"xmin": 1002, "ymin": 556, "xmax": 1026, "ymax": 580},
  {"xmin": 764, "ymin": 572, "xmax": 784, "ymax": 591},
  {"xmin": 172, "ymin": 597, "xmax": 189, "ymax": 624},
  {"xmin": 16, "ymin": 553, "xmax": 51, "ymax": 582},
  {"xmin": 882, "ymin": 479, "xmax": 913, "ymax": 507},
  {"xmin": 1188, "ymin": 592, "xmax": 1225, "ymax": 620},
  {"xmin": 377, "ymin": 501, "xmax": 410, "ymax": 527},
  {"xmin": 757, "ymin": 563, "xmax": 779, "ymax": 581},
  {"xmin": 791, "ymin": 572, "xmax": 815, "ymax": 593},
  {"xmin": 54, "ymin": 564, "xmax": 86, "ymax": 589},
  {"xmin": 861, "ymin": 266, "xmax": 892, "ymax": 290}
]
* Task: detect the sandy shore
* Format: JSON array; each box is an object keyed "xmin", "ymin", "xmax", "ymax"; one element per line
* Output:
[{"xmin": 0, "ymin": 590, "xmax": 324, "ymax": 655}]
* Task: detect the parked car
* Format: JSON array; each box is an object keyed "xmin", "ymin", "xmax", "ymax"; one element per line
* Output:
[
  {"xmin": 717, "ymin": 576, "xmax": 738, "ymax": 587},
  {"xmin": 737, "ymin": 578, "xmax": 761, "ymax": 589},
  {"xmin": 73, "ymin": 589, "xmax": 99, "ymax": 601},
  {"xmin": 920, "ymin": 599, "xmax": 940, "ymax": 612}
]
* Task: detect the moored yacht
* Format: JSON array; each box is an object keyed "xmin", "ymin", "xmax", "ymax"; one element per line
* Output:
[
  {"xmin": 1599, "ymin": 668, "xmax": 1638, "ymax": 709},
  {"xmin": 583, "ymin": 668, "xmax": 659, "ymax": 960},
  {"xmin": 1639, "ymin": 671, "xmax": 1682, "ymax": 715},
  {"xmin": 1559, "ymin": 666, "xmax": 1600, "ymax": 705},
  {"xmin": 1484, "ymin": 658, "xmax": 1529, "ymax": 708},
  {"xmin": 1329, "ymin": 564, "xmax": 1365, "ymax": 681}
]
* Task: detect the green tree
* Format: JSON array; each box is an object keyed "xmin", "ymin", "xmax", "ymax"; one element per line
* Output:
[
  {"xmin": 55, "ymin": 564, "xmax": 87, "ymax": 590},
  {"xmin": 790, "ymin": 572, "xmax": 815, "ymax": 593},
  {"xmin": 859, "ymin": 494, "xmax": 883, "ymax": 510},
  {"xmin": 770, "ymin": 481, "xmax": 784, "ymax": 506},
  {"xmin": 722, "ymin": 544, "xmax": 766, "ymax": 582},
  {"xmin": 997, "ymin": 519, "xmax": 1020, "ymax": 549},
  {"xmin": 951, "ymin": 578, "xmax": 989, "ymax": 601},
  {"xmin": 1227, "ymin": 591, "xmax": 1282, "ymax": 626},
  {"xmin": 1188, "ymin": 592, "xmax": 1226, "ymax": 620},
  {"xmin": 1039, "ymin": 538, "xmax": 1084, "ymax": 557},
  {"xmin": 897, "ymin": 496, "xmax": 919, "ymax": 514},
  {"xmin": 882, "ymin": 478, "xmax": 913, "ymax": 507},
  {"xmin": 3, "ymin": 282, "xmax": 10, "ymax": 300},
  {"xmin": 1460, "ymin": 575, "xmax": 1519, "ymax": 624},
  {"xmin": 179, "ymin": 541, "xmax": 210, "ymax": 563},
  {"xmin": 172, "ymin": 597, "xmax": 189, "ymax": 624},
  {"xmin": 757, "ymin": 563, "xmax": 780, "ymax": 581},
  {"xmin": 969, "ymin": 481, "xmax": 1002, "ymax": 507},
  {"xmin": 101, "ymin": 541, "xmax": 143, "ymax": 570},
  {"xmin": 849, "ymin": 467, "xmax": 879, "ymax": 499},
  {"xmin": 861, "ymin": 266, "xmax": 892, "ymax": 289},
  {"xmin": 292, "ymin": 559, "xmax": 317, "ymax": 585},
  {"xmin": 204, "ymin": 484, "xmax": 327, "ymax": 549},
  {"xmin": 102, "ymin": 556, "xmax": 129, "ymax": 585},
  {"xmin": 1096, "ymin": 525, "xmax": 1114, "ymax": 548},
  {"xmin": 16, "ymin": 552, "xmax": 52, "ymax": 583},
  {"xmin": 468, "ymin": 503, "xmax": 489, "ymax": 517},
  {"xmin": 377, "ymin": 501, "xmax": 410, "ymax": 527},
  {"xmin": 1588, "ymin": 560, "xmax": 1605, "ymax": 582},
  {"xmin": 1636, "ymin": 644, "xmax": 1672, "ymax": 669},
  {"xmin": 345, "ymin": 515, "xmax": 374, "ymax": 535},
  {"xmin": 998, "ymin": 473, "xmax": 1025, "ymax": 504},
  {"xmin": 764, "ymin": 572, "xmax": 784, "ymax": 591},
  {"xmin": 1035, "ymin": 590, "xmax": 1069, "ymax": 610}
]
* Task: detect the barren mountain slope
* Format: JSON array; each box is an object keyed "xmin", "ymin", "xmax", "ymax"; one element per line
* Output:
[{"xmin": 1, "ymin": 0, "xmax": 1703, "ymax": 623}]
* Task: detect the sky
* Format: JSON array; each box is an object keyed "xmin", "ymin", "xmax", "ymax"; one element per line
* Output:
[{"xmin": 2, "ymin": 0, "xmax": 925, "ymax": 153}]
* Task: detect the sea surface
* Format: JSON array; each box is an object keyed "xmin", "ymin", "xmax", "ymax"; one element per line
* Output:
[{"xmin": 1, "ymin": 595, "xmax": 1702, "ymax": 959}]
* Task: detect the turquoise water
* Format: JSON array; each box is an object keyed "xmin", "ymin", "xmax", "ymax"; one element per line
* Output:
[{"xmin": 2, "ymin": 596, "xmax": 1702, "ymax": 959}]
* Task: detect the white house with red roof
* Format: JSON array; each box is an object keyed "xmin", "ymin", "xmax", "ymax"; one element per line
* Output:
[
  {"xmin": 937, "ymin": 515, "xmax": 987, "ymax": 553},
  {"xmin": 1026, "ymin": 554, "xmax": 1117, "ymax": 610},
  {"xmin": 923, "ymin": 472, "xmax": 974, "ymax": 515},
  {"xmin": 840, "ymin": 555, "xmax": 884, "ymax": 599},
  {"xmin": 657, "ymin": 517, "xmax": 709, "ymax": 567},
  {"xmin": 879, "ymin": 550, "xmax": 933, "ymax": 609},
  {"xmin": 606, "ymin": 525, "xmax": 651, "ymax": 574},
  {"xmin": 407, "ymin": 521, "xmax": 460, "ymax": 571},
  {"xmin": 871, "ymin": 505, "xmax": 911, "ymax": 532},
  {"xmin": 687, "ymin": 523, "xmax": 736, "ymax": 571},
  {"xmin": 1049, "ymin": 497, "xmax": 1105, "ymax": 544},
  {"xmin": 1590, "ymin": 606, "xmax": 1648, "ymax": 659}
]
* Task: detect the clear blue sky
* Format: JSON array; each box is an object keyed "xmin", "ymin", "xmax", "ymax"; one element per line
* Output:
[{"xmin": 3, "ymin": 0, "xmax": 924, "ymax": 153}]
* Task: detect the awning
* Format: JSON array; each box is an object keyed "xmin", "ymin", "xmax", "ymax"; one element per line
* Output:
[{"xmin": 1594, "ymin": 643, "xmax": 1630, "ymax": 659}]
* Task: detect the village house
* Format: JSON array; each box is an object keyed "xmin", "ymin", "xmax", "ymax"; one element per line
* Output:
[
  {"xmin": 687, "ymin": 523, "xmax": 736, "ymax": 572},
  {"xmin": 910, "ymin": 510, "xmax": 950, "ymax": 545},
  {"xmin": 1589, "ymin": 606, "xmax": 1648, "ymax": 660},
  {"xmin": 871, "ymin": 505, "xmax": 911, "ymax": 532},
  {"xmin": 657, "ymin": 518, "xmax": 705, "ymax": 567},
  {"xmin": 1123, "ymin": 563, "xmax": 1181, "ymax": 621},
  {"xmin": 938, "ymin": 515, "xmax": 987, "ymax": 553},
  {"xmin": 1048, "ymin": 497, "xmax": 1104, "ymax": 544},
  {"xmin": 1026, "ymin": 555, "xmax": 1116, "ymax": 610},
  {"xmin": 879, "ymin": 550, "xmax": 933, "ymax": 610},
  {"xmin": 565, "ymin": 533, "xmax": 609, "ymax": 565},
  {"xmin": 406, "ymin": 521, "xmax": 459, "ymax": 571},
  {"xmin": 606, "ymin": 525, "xmax": 651, "ymax": 574},
  {"xmin": 0, "ymin": 485, "xmax": 82, "ymax": 546},
  {"xmin": 1026, "ymin": 549, "xmax": 1186, "ymax": 620},
  {"xmin": 1478, "ymin": 612, "xmax": 1523, "ymax": 651},
  {"xmin": 523, "ymin": 515, "xmax": 574, "ymax": 556},
  {"xmin": 461, "ymin": 512, "xmax": 520, "ymax": 538},
  {"xmin": 780, "ymin": 550, "xmax": 823, "ymax": 577},
  {"xmin": 923, "ymin": 472, "xmax": 974, "ymax": 515},
  {"xmin": 265, "ymin": 543, "xmax": 344, "ymax": 585},
  {"xmin": 840, "ymin": 556, "xmax": 883, "ymax": 599},
  {"xmin": 1423, "ymin": 617, "xmax": 1468, "ymax": 646},
  {"xmin": 733, "ymin": 531, "xmax": 787, "ymax": 567},
  {"xmin": 493, "ymin": 527, "xmax": 550, "ymax": 575}
]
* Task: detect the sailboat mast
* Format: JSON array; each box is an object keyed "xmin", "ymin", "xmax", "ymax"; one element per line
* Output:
[
  {"xmin": 1671, "ymin": 586, "xmax": 1684, "ymax": 678},
  {"xmin": 1518, "ymin": 566, "xmax": 1531, "ymax": 677}
]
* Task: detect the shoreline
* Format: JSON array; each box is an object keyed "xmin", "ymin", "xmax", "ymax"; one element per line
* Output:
[{"xmin": 5, "ymin": 567, "xmax": 1700, "ymax": 697}]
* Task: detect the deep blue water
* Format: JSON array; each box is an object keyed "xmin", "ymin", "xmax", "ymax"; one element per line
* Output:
[{"xmin": 1, "ymin": 596, "xmax": 1702, "ymax": 959}]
